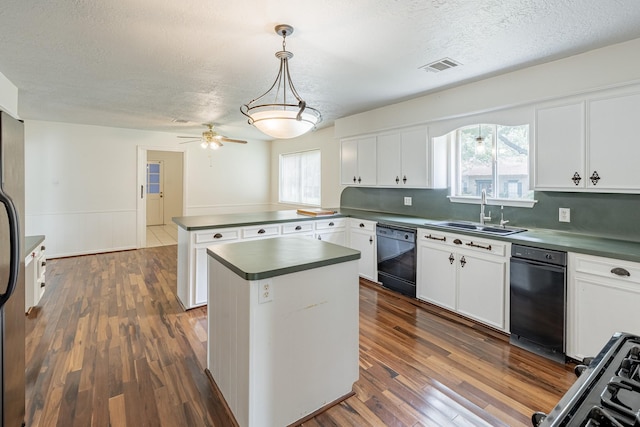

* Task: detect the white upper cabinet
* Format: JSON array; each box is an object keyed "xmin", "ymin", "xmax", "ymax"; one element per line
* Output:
[
  {"xmin": 343, "ymin": 126, "xmax": 446, "ymax": 188},
  {"xmin": 535, "ymin": 102, "xmax": 586, "ymax": 190},
  {"xmin": 588, "ymin": 92, "xmax": 640, "ymax": 191},
  {"xmin": 340, "ymin": 136, "xmax": 377, "ymax": 186},
  {"xmin": 377, "ymin": 127, "xmax": 430, "ymax": 187},
  {"xmin": 535, "ymin": 88, "xmax": 640, "ymax": 193}
]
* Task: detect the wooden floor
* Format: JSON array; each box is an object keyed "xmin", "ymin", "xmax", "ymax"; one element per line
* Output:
[{"xmin": 25, "ymin": 245, "xmax": 577, "ymax": 426}]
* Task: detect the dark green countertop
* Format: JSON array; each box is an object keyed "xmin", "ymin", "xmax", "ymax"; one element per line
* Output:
[
  {"xmin": 173, "ymin": 210, "xmax": 343, "ymax": 231},
  {"xmin": 337, "ymin": 208, "xmax": 640, "ymax": 263},
  {"xmin": 207, "ymin": 236, "xmax": 361, "ymax": 281},
  {"xmin": 176, "ymin": 208, "xmax": 640, "ymax": 263},
  {"xmin": 24, "ymin": 235, "xmax": 45, "ymax": 258}
]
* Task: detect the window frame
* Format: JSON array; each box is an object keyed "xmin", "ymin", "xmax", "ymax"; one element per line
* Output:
[
  {"xmin": 278, "ymin": 149, "xmax": 322, "ymax": 207},
  {"xmin": 448, "ymin": 123, "xmax": 537, "ymax": 208}
]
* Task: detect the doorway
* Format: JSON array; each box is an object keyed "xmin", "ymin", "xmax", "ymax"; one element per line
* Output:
[
  {"xmin": 137, "ymin": 147, "xmax": 186, "ymax": 248},
  {"xmin": 146, "ymin": 160, "xmax": 164, "ymax": 225}
]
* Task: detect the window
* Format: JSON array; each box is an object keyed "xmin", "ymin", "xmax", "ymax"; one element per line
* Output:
[
  {"xmin": 279, "ymin": 150, "xmax": 321, "ymax": 206},
  {"xmin": 451, "ymin": 123, "xmax": 533, "ymax": 204}
]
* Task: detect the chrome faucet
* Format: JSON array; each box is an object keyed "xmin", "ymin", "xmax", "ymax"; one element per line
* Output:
[
  {"xmin": 480, "ymin": 189, "xmax": 491, "ymax": 225},
  {"xmin": 499, "ymin": 205, "xmax": 510, "ymax": 228}
]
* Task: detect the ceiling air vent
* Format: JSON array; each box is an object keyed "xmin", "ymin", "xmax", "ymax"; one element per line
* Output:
[
  {"xmin": 419, "ymin": 57, "xmax": 462, "ymax": 73},
  {"xmin": 172, "ymin": 118, "xmax": 190, "ymax": 123}
]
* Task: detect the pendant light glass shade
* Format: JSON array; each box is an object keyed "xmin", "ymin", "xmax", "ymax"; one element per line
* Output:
[{"xmin": 241, "ymin": 24, "xmax": 321, "ymax": 139}]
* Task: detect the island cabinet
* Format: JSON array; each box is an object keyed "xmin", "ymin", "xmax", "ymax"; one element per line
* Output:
[
  {"xmin": 567, "ymin": 253, "xmax": 640, "ymax": 360},
  {"xmin": 340, "ymin": 136, "xmax": 377, "ymax": 186},
  {"xmin": 347, "ymin": 218, "xmax": 377, "ymax": 281},
  {"xmin": 178, "ymin": 226, "xmax": 241, "ymax": 309},
  {"xmin": 206, "ymin": 237, "xmax": 360, "ymax": 427},
  {"xmin": 416, "ymin": 229, "xmax": 510, "ymax": 331},
  {"xmin": 535, "ymin": 88, "xmax": 640, "ymax": 192}
]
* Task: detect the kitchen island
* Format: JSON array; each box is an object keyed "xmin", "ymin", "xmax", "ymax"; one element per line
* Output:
[{"xmin": 206, "ymin": 236, "xmax": 360, "ymax": 427}]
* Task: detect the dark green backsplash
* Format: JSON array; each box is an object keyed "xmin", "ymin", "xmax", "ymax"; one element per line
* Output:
[{"xmin": 340, "ymin": 187, "xmax": 640, "ymax": 242}]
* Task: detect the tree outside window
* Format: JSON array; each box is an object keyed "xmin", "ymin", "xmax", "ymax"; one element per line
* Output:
[{"xmin": 454, "ymin": 124, "xmax": 532, "ymax": 201}]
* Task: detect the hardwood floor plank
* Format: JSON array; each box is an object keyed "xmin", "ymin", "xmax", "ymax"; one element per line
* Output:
[{"xmin": 26, "ymin": 246, "xmax": 577, "ymax": 427}]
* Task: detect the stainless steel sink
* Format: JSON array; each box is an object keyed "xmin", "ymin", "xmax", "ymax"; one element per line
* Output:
[{"xmin": 431, "ymin": 221, "xmax": 527, "ymax": 236}]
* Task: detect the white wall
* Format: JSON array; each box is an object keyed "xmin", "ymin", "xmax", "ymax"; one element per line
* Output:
[
  {"xmin": 269, "ymin": 126, "xmax": 342, "ymax": 209},
  {"xmin": 335, "ymin": 37, "xmax": 640, "ymax": 138},
  {"xmin": 25, "ymin": 120, "xmax": 271, "ymax": 257}
]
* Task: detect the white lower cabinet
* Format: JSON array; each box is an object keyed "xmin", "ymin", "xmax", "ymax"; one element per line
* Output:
[
  {"xmin": 567, "ymin": 253, "xmax": 640, "ymax": 360},
  {"xmin": 178, "ymin": 227, "xmax": 241, "ymax": 309},
  {"xmin": 25, "ymin": 239, "xmax": 46, "ymax": 312},
  {"xmin": 347, "ymin": 219, "xmax": 377, "ymax": 281},
  {"xmin": 417, "ymin": 229, "xmax": 509, "ymax": 331},
  {"xmin": 315, "ymin": 218, "xmax": 347, "ymax": 246},
  {"xmin": 177, "ymin": 219, "xmax": 343, "ymax": 309}
]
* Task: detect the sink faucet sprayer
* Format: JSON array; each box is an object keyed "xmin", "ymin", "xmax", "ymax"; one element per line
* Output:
[{"xmin": 480, "ymin": 189, "xmax": 491, "ymax": 225}]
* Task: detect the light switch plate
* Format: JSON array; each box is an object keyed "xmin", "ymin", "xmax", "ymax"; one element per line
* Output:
[
  {"xmin": 559, "ymin": 208, "xmax": 571, "ymax": 223},
  {"xmin": 404, "ymin": 197, "xmax": 412, "ymax": 206}
]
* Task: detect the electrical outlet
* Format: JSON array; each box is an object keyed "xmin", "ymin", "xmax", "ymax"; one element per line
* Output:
[
  {"xmin": 258, "ymin": 280, "xmax": 273, "ymax": 303},
  {"xmin": 404, "ymin": 196, "xmax": 412, "ymax": 206},
  {"xmin": 559, "ymin": 208, "xmax": 571, "ymax": 223}
]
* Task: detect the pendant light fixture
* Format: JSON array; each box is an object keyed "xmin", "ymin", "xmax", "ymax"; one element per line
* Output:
[
  {"xmin": 475, "ymin": 124, "xmax": 485, "ymax": 154},
  {"xmin": 241, "ymin": 24, "xmax": 322, "ymax": 139}
]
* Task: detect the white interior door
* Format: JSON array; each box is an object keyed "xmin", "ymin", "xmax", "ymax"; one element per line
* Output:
[{"xmin": 146, "ymin": 161, "xmax": 164, "ymax": 225}]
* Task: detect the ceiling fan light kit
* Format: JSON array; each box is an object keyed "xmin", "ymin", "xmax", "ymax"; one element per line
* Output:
[
  {"xmin": 177, "ymin": 124, "xmax": 247, "ymax": 150},
  {"xmin": 241, "ymin": 24, "xmax": 322, "ymax": 139}
]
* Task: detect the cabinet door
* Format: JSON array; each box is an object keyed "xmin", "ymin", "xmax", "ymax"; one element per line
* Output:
[
  {"xmin": 417, "ymin": 244, "xmax": 456, "ymax": 310},
  {"xmin": 588, "ymin": 92, "xmax": 640, "ymax": 191},
  {"xmin": 349, "ymin": 229, "xmax": 376, "ymax": 281},
  {"xmin": 340, "ymin": 139, "xmax": 358, "ymax": 185},
  {"xmin": 535, "ymin": 102, "xmax": 586, "ymax": 189},
  {"xmin": 357, "ymin": 137, "xmax": 377, "ymax": 186},
  {"xmin": 195, "ymin": 246, "xmax": 210, "ymax": 306},
  {"xmin": 376, "ymin": 133, "xmax": 402, "ymax": 186},
  {"xmin": 316, "ymin": 230, "xmax": 346, "ymax": 246},
  {"xmin": 457, "ymin": 253, "xmax": 506, "ymax": 329},
  {"xmin": 571, "ymin": 275, "xmax": 640, "ymax": 359},
  {"xmin": 400, "ymin": 128, "xmax": 428, "ymax": 187}
]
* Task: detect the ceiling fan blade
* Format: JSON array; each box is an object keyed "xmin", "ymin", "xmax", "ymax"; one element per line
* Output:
[
  {"xmin": 220, "ymin": 137, "xmax": 248, "ymax": 144},
  {"xmin": 179, "ymin": 139, "xmax": 200, "ymax": 144},
  {"xmin": 177, "ymin": 135, "xmax": 200, "ymax": 138}
]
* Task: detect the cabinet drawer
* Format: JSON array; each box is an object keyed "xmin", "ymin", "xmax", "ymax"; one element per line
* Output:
[
  {"xmin": 315, "ymin": 218, "xmax": 346, "ymax": 230},
  {"xmin": 350, "ymin": 219, "xmax": 376, "ymax": 232},
  {"xmin": 572, "ymin": 253, "xmax": 640, "ymax": 284},
  {"xmin": 417, "ymin": 228, "xmax": 507, "ymax": 257},
  {"xmin": 242, "ymin": 224, "xmax": 280, "ymax": 239},
  {"xmin": 282, "ymin": 221, "xmax": 314, "ymax": 234},
  {"xmin": 195, "ymin": 228, "xmax": 240, "ymax": 244},
  {"xmin": 417, "ymin": 229, "xmax": 449, "ymax": 244}
]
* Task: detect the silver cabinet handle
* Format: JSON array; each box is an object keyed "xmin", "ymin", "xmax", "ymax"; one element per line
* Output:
[
  {"xmin": 460, "ymin": 256, "xmax": 466, "ymax": 267},
  {"xmin": 257, "ymin": 229, "xmax": 266, "ymax": 234},
  {"xmin": 213, "ymin": 233, "xmax": 223, "ymax": 239},
  {"xmin": 448, "ymin": 253, "xmax": 454, "ymax": 264},
  {"xmin": 611, "ymin": 267, "xmax": 630, "ymax": 277},
  {"xmin": 295, "ymin": 225, "xmax": 302, "ymax": 231}
]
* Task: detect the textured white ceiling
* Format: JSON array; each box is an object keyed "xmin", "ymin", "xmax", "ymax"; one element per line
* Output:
[{"xmin": 1, "ymin": 0, "xmax": 640, "ymax": 141}]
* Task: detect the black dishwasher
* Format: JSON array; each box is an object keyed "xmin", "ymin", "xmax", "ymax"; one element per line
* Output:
[{"xmin": 510, "ymin": 244, "xmax": 567, "ymax": 363}]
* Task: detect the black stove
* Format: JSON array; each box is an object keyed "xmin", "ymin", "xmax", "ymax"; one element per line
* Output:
[{"xmin": 534, "ymin": 332, "xmax": 640, "ymax": 427}]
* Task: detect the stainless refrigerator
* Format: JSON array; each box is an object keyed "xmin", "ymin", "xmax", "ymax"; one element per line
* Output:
[{"xmin": 0, "ymin": 111, "xmax": 25, "ymax": 427}]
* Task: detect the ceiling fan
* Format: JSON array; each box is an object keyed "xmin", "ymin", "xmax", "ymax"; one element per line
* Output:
[{"xmin": 178, "ymin": 124, "xmax": 248, "ymax": 149}]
